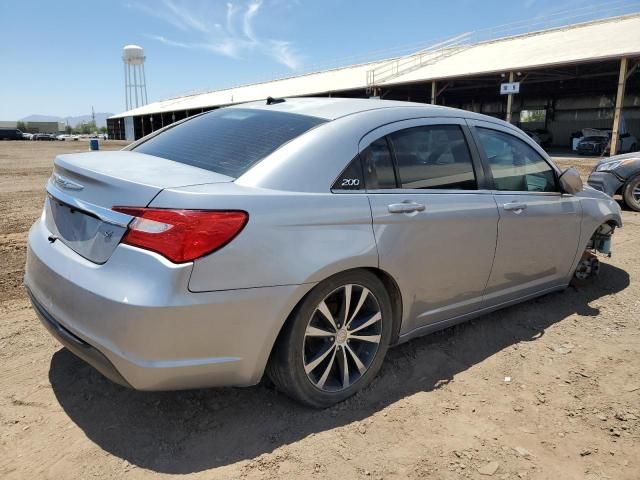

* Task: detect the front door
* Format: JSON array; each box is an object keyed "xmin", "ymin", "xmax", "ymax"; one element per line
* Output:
[
  {"xmin": 362, "ymin": 118, "xmax": 499, "ymax": 335},
  {"xmin": 469, "ymin": 121, "xmax": 581, "ymax": 305}
]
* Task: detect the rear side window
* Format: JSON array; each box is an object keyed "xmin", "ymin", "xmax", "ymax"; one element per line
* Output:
[
  {"xmin": 388, "ymin": 125, "xmax": 477, "ymax": 190},
  {"xmin": 362, "ymin": 137, "xmax": 397, "ymax": 189},
  {"xmin": 132, "ymin": 108, "xmax": 326, "ymax": 178},
  {"xmin": 332, "ymin": 156, "xmax": 364, "ymax": 191}
]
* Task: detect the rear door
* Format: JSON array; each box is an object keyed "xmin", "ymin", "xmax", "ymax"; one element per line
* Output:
[
  {"xmin": 468, "ymin": 120, "xmax": 581, "ymax": 304},
  {"xmin": 363, "ymin": 118, "xmax": 499, "ymax": 335}
]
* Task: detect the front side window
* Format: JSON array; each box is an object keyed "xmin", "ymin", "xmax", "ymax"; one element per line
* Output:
[
  {"xmin": 388, "ymin": 125, "xmax": 477, "ymax": 190},
  {"xmin": 132, "ymin": 108, "xmax": 326, "ymax": 178},
  {"xmin": 476, "ymin": 128, "xmax": 557, "ymax": 192}
]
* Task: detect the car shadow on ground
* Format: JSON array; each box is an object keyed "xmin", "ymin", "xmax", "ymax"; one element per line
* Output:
[{"xmin": 48, "ymin": 263, "xmax": 629, "ymax": 474}]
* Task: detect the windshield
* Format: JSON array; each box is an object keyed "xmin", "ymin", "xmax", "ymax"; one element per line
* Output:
[{"xmin": 132, "ymin": 108, "xmax": 327, "ymax": 178}]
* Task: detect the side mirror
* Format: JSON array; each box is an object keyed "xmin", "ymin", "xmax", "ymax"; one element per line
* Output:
[{"xmin": 559, "ymin": 167, "xmax": 583, "ymax": 194}]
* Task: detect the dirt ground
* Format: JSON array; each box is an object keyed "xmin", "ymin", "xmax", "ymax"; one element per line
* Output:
[{"xmin": 0, "ymin": 141, "xmax": 638, "ymax": 480}]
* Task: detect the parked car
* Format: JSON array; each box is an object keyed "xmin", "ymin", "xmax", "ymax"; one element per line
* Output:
[
  {"xmin": 0, "ymin": 128, "xmax": 23, "ymax": 140},
  {"xmin": 22, "ymin": 132, "xmax": 33, "ymax": 140},
  {"xmin": 535, "ymin": 128, "xmax": 552, "ymax": 146},
  {"xmin": 524, "ymin": 128, "xmax": 552, "ymax": 147},
  {"xmin": 25, "ymin": 98, "xmax": 621, "ymax": 407},
  {"xmin": 56, "ymin": 134, "xmax": 79, "ymax": 141},
  {"xmin": 577, "ymin": 135, "xmax": 609, "ymax": 155},
  {"xmin": 575, "ymin": 128, "xmax": 637, "ymax": 155},
  {"xmin": 32, "ymin": 133, "xmax": 56, "ymax": 141},
  {"xmin": 613, "ymin": 132, "xmax": 637, "ymax": 153},
  {"xmin": 588, "ymin": 152, "xmax": 640, "ymax": 211}
]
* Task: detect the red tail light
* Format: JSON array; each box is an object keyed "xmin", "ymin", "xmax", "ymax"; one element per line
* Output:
[{"xmin": 113, "ymin": 207, "xmax": 248, "ymax": 263}]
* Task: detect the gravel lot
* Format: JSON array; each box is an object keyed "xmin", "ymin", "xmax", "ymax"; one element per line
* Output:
[{"xmin": 1, "ymin": 141, "xmax": 638, "ymax": 479}]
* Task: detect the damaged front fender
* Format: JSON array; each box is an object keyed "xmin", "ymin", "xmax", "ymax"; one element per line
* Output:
[
  {"xmin": 572, "ymin": 222, "xmax": 617, "ymax": 284},
  {"xmin": 587, "ymin": 223, "xmax": 615, "ymax": 257},
  {"xmin": 567, "ymin": 188, "xmax": 622, "ymax": 284}
]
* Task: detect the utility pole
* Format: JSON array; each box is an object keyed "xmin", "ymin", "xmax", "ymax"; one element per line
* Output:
[
  {"xmin": 610, "ymin": 57, "xmax": 628, "ymax": 156},
  {"xmin": 505, "ymin": 72, "xmax": 515, "ymax": 123}
]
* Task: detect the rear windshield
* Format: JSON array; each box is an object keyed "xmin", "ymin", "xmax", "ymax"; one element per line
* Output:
[{"xmin": 132, "ymin": 108, "xmax": 327, "ymax": 178}]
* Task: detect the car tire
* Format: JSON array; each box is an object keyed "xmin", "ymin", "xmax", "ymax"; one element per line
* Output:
[
  {"xmin": 267, "ymin": 270, "xmax": 393, "ymax": 408},
  {"xmin": 622, "ymin": 174, "xmax": 640, "ymax": 212}
]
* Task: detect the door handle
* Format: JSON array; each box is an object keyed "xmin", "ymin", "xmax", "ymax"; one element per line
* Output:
[
  {"xmin": 388, "ymin": 202, "xmax": 426, "ymax": 214},
  {"xmin": 503, "ymin": 202, "xmax": 527, "ymax": 212}
]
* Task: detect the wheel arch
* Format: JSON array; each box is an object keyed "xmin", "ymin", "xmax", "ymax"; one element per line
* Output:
[
  {"xmin": 601, "ymin": 215, "xmax": 622, "ymax": 229},
  {"xmin": 616, "ymin": 172, "xmax": 637, "ymax": 195},
  {"xmin": 622, "ymin": 172, "xmax": 640, "ymax": 208},
  {"xmin": 362, "ymin": 267, "xmax": 404, "ymax": 345},
  {"xmin": 265, "ymin": 266, "xmax": 404, "ymax": 376}
]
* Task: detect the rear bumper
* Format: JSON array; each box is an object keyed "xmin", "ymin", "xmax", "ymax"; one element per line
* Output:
[
  {"xmin": 27, "ymin": 288, "xmax": 132, "ymax": 388},
  {"xmin": 587, "ymin": 172, "xmax": 624, "ymax": 197},
  {"xmin": 25, "ymin": 218, "xmax": 314, "ymax": 390}
]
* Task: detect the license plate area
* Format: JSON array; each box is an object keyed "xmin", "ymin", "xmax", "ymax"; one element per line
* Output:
[{"xmin": 44, "ymin": 194, "xmax": 127, "ymax": 264}]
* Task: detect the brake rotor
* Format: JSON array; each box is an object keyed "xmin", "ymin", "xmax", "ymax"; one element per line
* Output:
[{"xmin": 575, "ymin": 252, "xmax": 600, "ymax": 280}]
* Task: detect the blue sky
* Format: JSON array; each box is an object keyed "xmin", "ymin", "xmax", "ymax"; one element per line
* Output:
[{"xmin": 0, "ymin": 0, "xmax": 627, "ymax": 119}]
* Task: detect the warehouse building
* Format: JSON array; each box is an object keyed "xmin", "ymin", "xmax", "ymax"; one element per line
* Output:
[
  {"xmin": 0, "ymin": 120, "xmax": 65, "ymax": 134},
  {"xmin": 108, "ymin": 14, "xmax": 640, "ymax": 155}
]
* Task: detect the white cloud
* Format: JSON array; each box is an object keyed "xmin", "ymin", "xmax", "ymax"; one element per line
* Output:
[
  {"xmin": 226, "ymin": 2, "xmax": 238, "ymax": 35},
  {"xmin": 266, "ymin": 39, "xmax": 301, "ymax": 69},
  {"xmin": 243, "ymin": 1, "xmax": 262, "ymax": 41},
  {"xmin": 163, "ymin": 0, "xmax": 210, "ymax": 33},
  {"xmin": 134, "ymin": 0, "xmax": 302, "ymax": 70}
]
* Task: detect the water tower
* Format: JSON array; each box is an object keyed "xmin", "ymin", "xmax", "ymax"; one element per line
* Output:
[{"xmin": 122, "ymin": 45, "xmax": 148, "ymax": 110}]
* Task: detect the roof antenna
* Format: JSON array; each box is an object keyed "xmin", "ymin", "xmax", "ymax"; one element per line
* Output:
[{"xmin": 266, "ymin": 96, "xmax": 285, "ymax": 105}]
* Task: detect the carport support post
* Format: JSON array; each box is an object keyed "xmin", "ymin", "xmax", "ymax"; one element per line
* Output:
[
  {"xmin": 610, "ymin": 57, "xmax": 628, "ymax": 156},
  {"xmin": 431, "ymin": 81, "xmax": 436, "ymax": 104},
  {"xmin": 505, "ymin": 72, "xmax": 514, "ymax": 123}
]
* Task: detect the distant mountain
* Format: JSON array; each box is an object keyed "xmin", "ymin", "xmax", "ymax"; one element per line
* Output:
[{"xmin": 20, "ymin": 113, "xmax": 114, "ymax": 128}]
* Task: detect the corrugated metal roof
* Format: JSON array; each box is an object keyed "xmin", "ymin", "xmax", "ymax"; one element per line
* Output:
[{"xmin": 110, "ymin": 14, "xmax": 640, "ymax": 119}]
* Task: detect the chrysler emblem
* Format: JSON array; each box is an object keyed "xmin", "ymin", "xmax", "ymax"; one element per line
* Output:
[{"xmin": 53, "ymin": 173, "xmax": 84, "ymax": 191}]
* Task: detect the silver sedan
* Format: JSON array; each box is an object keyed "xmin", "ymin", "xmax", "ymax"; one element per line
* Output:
[{"xmin": 25, "ymin": 98, "xmax": 621, "ymax": 407}]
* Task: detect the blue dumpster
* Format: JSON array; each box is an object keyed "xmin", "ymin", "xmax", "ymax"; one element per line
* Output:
[{"xmin": 90, "ymin": 138, "xmax": 99, "ymax": 151}]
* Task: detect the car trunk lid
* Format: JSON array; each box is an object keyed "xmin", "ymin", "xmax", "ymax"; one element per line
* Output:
[{"xmin": 45, "ymin": 151, "xmax": 233, "ymax": 264}]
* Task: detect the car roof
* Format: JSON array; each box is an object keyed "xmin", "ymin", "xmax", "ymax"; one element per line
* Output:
[{"xmin": 230, "ymin": 97, "xmax": 467, "ymax": 121}]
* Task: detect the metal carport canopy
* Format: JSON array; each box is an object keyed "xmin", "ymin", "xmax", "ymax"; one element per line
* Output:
[{"xmin": 110, "ymin": 14, "xmax": 640, "ymax": 120}]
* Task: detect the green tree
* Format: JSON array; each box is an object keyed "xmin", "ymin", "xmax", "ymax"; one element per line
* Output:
[
  {"xmin": 76, "ymin": 121, "xmax": 97, "ymax": 135},
  {"xmin": 520, "ymin": 109, "xmax": 546, "ymax": 123},
  {"xmin": 99, "ymin": 126, "xmax": 107, "ymax": 134},
  {"xmin": 16, "ymin": 121, "xmax": 27, "ymax": 132}
]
